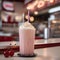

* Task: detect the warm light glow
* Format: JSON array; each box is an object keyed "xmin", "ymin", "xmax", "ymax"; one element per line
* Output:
[
  {"xmin": 25, "ymin": 15, "xmax": 28, "ymax": 19},
  {"xmin": 52, "ymin": 20, "xmax": 56, "ymax": 23},
  {"xmin": 44, "ymin": 0, "xmax": 49, "ymax": 1},
  {"xmin": 26, "ymin": 0, "xmax": 55, "ymax": 10},
  {"xmin": 1, "ymin": 15, "xmax": 8, "ymax": 22},
  {"xmin": 26, "ymin": 4, "xmax": 34, "ymax": 10},
  {"xmin": 25, "ymin": 15, "xmax": 34, "ymax": 22},
  {"xmin": 15, "ymin": 16, "xmax": 19, "ymax": 20},
  {"xmin": 15, "ymin": 16, "xmax": 22, "ymax": 22},
  {"xmin": 32, "ymin": 0, "xmax": 38, "ymax": 6},
  {"xmin": 26, "ymin": 1, "xmax": 38, "ymax": 10},
  {"xmin": 50, "ymin": 0, "xmax": 55, "ymax": 3},
  {"xmin": 37, "ymin": 0, "xmax": 45, "ymax": 8},
  {"xmin": 34, "ymin": 11, "xmax": 38, "ymax": 15},
  {"xmin": 30, "ymin": 16, "xmax": 34, "ymax": 22}
]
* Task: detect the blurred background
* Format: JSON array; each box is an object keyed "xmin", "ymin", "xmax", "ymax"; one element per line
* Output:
[{"xmin": 0, "ymin": 0, "xmax": 60, "ymax": 41}]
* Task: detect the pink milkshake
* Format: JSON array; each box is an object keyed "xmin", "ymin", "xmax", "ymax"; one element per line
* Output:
[{"xmin": 19, "ymin": 22, "xmax": 35, "ymax": 56}]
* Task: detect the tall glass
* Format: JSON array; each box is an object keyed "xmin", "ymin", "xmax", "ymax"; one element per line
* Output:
[{"xmin": 19, "ymin": 22, "xmax": 35, "ymax": 56}]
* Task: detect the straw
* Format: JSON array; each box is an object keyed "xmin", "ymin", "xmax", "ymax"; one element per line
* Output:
[{"xmin": 23, "ymin": 13, "xmax": 24, "ymax": 23}]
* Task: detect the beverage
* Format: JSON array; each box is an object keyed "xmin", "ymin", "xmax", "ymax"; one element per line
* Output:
[{"xmin": 19, "ymin": 22, "xmax": 35, "ymax": 56}]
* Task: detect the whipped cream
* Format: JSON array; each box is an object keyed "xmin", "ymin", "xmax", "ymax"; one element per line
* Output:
[{"xmin": 19, "ymin": 21, "xmax": 35, "ymax": 30}]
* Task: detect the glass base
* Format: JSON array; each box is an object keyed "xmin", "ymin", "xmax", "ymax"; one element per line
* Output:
[{"xmin": 17, "ymin": 53, "xmax": 37, "ymax": 57}]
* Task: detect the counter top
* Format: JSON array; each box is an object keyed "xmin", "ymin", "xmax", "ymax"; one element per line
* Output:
[{"xmin": 0, "ymin": 46, "xmax": 60, "ymax": 60}]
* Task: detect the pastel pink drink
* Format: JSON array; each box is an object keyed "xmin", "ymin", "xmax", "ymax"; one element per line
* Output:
[{"xmin": 19, "ymin": 22, "xmax": 35, "ymax": 56}]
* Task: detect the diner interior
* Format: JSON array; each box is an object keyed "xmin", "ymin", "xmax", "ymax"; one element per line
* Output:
[{"xmin": 0, "ymin": 0, "xmax": 60, "ymax": 60}]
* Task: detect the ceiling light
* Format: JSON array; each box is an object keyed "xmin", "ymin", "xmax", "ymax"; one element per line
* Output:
[
  {"xmin": 37, "ymin": 0, "xmax": 45, "ymax": 8},
  {"xmin": 30, "ymin": 16, "xmax": 34, "ymax": 22},
  {"xmin": 50, "ymin": 0, "xmax": 55, "ymax": 3},
  {"xmin": 52, "ymin": 20, "xmax": 56, "ymax": 23},
  {"xmin": 26, "ymin": 4, "xmax": 34, "ymax": 10},
  {"xmin": 34, "ymin": 11, "xmax": 38, "ymax": 15}
]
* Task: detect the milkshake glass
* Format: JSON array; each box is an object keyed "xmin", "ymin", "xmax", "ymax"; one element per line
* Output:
[{"xmin": 19, "ymin": 21, "xmax": 35, "ymax": 56}]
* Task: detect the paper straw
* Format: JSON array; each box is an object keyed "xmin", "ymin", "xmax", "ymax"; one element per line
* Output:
[{"xmin": 23, "ymin": 13, "xmax": 24, "ymax": 23}]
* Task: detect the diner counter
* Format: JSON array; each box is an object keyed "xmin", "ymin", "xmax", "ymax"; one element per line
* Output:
[
  {"xmin": 0, "ymin": 38, "xmax": 60, "ymax": 49},
  {"xmin": 0, "ymin": 46, "xmax": 60, "ymax": 60},
  {"xmin": 0, "ymin": 38, "xmax": 60, "ymax": 47}
]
